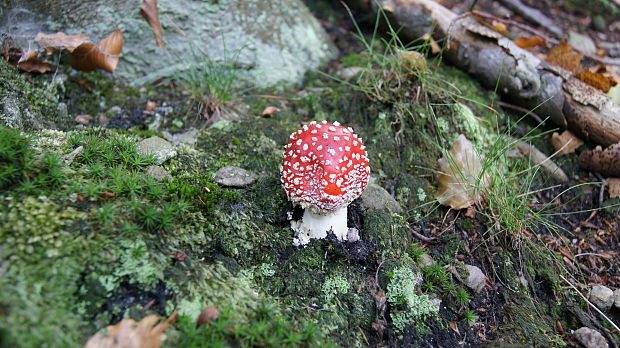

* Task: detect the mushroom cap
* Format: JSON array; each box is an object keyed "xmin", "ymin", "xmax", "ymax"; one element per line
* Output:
[{"xmin": 281, "ymin": 121, "xmax": 370, "ymax": 212}]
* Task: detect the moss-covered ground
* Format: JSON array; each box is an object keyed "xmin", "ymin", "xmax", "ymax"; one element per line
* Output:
[{"xmin": 1, "ymin": 24, "xmax": 616, "ymax": 348}]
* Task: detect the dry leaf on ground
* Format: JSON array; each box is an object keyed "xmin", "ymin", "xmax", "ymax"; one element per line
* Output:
[
  {"xmin": 17, "ymin": 58, "xmax": 52, "ymax": 73},
  {"xmin": 34, "ymin": 32, "xmax": 89, "ymax": 54},
  {"xmin": 140, "ymin": 0, "xmax": 165, "ymax": 48},
  {"xmin": 515, "ymin": 36, "xmax": 546, "ymax": 49},
  {"xmin": 546, "ymin": 40, "xmax": 583, "ymax": 73},
  {"xmin": 607, "ymin": 178, "xmax": 620, "ymax": 198},
  {"xmin": 550, "ymin": 130, "xmax": 583, "ymax": 156},
  {"xmin": 436, "ymin": 134, "xmax": 491, "ymax": 210},
  {"xmin": 261, "ymin": 106, "xmax": 280, "ymax": 117},
  {"xmin": 71, "ymin": 29, "xmax": 123, "ymax": 73},
  {"xmin": 579, "ymin": 142, "xmax": 620, "ymax": 177},
  {"xmin": 575, "ymin": 69, "xmax": 617, "ymax": 93},
  {"xmin": 84, "ymin": 312, "xmax": 176, "ymax": 348}
]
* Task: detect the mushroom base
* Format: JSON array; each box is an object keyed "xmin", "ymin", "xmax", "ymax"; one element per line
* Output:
[{"xmin": 291, "ymin": 206, "xmax": 348, "ymax": 246}]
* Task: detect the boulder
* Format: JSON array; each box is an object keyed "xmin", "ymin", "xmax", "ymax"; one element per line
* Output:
[
  {"xmin": 137, "ymin": 136, "xmax": 177, "ymax": 165},
  {"xmin": 1, "ymin": 0, "xmax": 337, "ymax": 87},
  {"xmin": 213, "ymin": 166, "xmax": 257, "ymax": 187},
  {"xmin": 465, "ymin": 265, "xmax": 487, "ymax": 293}
]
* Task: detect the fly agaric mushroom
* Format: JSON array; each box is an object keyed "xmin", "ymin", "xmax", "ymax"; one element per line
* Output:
[{"xmin": 281, "ymin": 121, "xmax": 370, "ymax": 246}]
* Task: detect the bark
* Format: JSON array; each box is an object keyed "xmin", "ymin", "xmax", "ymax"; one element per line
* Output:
[{"xmin": 361, "ymin": 0, "xmax": 620, "ymax": 147}]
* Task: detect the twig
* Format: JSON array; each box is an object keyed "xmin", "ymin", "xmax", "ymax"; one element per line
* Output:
[
  {"xmin": 595, "ymin": 173, "xmax": 606, "ymax": 208},
  {"xmin": 411, "ymin": 229, "xmax": 436, "ymax": 242},
  {"xmin": 495, "ymin": 0, "xmax": 564, "ymax": 38},
  {"xmin": 559, "ymin": 274, "xmax": 620, "ymax": 334},
  {"xmin": 496, "ymin": 100, "xmax": 545, "ymax": 125}
]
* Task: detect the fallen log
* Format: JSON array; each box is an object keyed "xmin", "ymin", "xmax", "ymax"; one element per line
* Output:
[{"xmin": 357, "ymin": 0, "xmax": 620, "ymax": 147}]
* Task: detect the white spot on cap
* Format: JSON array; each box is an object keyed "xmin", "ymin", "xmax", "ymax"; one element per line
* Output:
[
  {"xmin": 311, "ymin": 129, "xmax": 318, "ymax": 134},
  {"xmin": 312, "ymin": 137, "xmax": 318, "ymax": 141},
  {"xmin": 327, "ymin": 148, "xmax": 336, "ymax": 156},
  {"xmin": 296, "ymin": 139, "xmax": 302, "ymax": 146},
  {"xmin": 345, "ymin": 146, "xmax": 351, "ymax": 152},
  {"xmin": 328, "ymin": 126, "xmax": 336, "ymax": 132},
  {"xmin": 317, "ymin": 145, "xmax": 323, "ymax": 151},
  {"xmin": 334, "ymin": 121, "xmax": 340, "ymax": 126},
  {"xmin": 334, "ymin": 136, "xmax": 340, "ymax": 141},
  {"xmin": 303, "ymin": 143, "xmax": 308, "ymax": 151},
  {"xmin": 322, "ymin": 133, "xmax": 329, "ymax": 139}
]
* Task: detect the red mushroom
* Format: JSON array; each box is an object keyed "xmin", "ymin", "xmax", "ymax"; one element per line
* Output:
[{"xmin": 281, "ymin": 120, "xmax": 370, "ymax": 245}]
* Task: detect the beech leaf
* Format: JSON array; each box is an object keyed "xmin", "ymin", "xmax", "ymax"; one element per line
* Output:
[
  {"xmin": 608, "ymin": 178, "xmax": 620, "ymax": 199},
  {"xmin": 71, "ymin": 29, "xmax": 123, "ymax": 73},
  {"xmin": 550, "ymin": 130, "xmax": 583, "ymax": 156},
  {"xmin": 34, "ymin": 32, "xmax": 89, "ymax": 54},
  {"xmin": 140, "ymin": 0, "xmax": 165, "ymax": 48},
  {"xmin": 575, "ymin": 69, "xmax": 617, "ymax": 93},
  {"xmin": 546, "ymin": 40, "xmax": 583, "ymax": 73},
  {"xmin": 514, "ymin": 36, "xmax": 546, "ymax": 49},
  {"xmin": 84, "ymin": 312, "xmax": 176, "ymax": 348},
  {"xmin": 436, "ymin": 134, "xmax": 491, "ymax": 210}
]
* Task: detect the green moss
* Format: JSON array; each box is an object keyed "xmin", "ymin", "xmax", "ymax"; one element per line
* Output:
[
  {"xmin": 364, "ymin": 210, "xmax": 412, "ymax": 257},
  {"xmin": 0, "ymin": 59, "xmax": 70, "ymax": 130}
]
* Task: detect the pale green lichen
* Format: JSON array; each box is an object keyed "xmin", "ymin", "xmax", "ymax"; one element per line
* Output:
[
  {"xmin": 416, "ymin": 187, "xmax": 427, "ymax": 202},
  {"xmin": 322, "ymin": 274, "xmax": 350, "ymax": 304},
  {"xmin": 386, "ymin": 266, "xmax": 438, "ymax": 333}
]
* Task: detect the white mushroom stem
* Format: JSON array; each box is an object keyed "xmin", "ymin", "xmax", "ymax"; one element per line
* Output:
[{"xmin": 291, "ymin": 206, "xmax": 348, "ymax": 246}]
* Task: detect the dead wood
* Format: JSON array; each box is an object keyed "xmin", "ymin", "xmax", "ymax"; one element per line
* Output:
[
  {"xmin": 355, "ymin": 0, "xmax": 620, "ymax": 147},
  {"xmin": 496, "ymin": 0, "xmax": 564, "ymax": 38}
]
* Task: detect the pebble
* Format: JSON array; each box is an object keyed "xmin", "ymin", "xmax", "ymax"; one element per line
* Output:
[
  {"xmin": 418, "ymin": 253, "xmax": 436, "ymax": 267},
  {"xmin": 589, "ymin": 285, "xmax": 614, "ymax": 311},
  {"xmin": 573, "ymin": 327, "xmax": 608, "ymax": 348},
  {"xmin": 145, "ymin": 165, "xmax": 173, "ymax": 182},
  {"xmin": 360, "ymin": 183, "xmax": 403, "ymax": 214},
  {"xmin": 137, "ymin": 136, "xmax": 177, "ymax": 165},
  {"xmin": 74, "ymin": 114, "xmax": 93, "ymax": 125},
  {"xmin": 614, "ymin": 289, "xmax": 620, "ymax": 309},
  {"xmin": 213, "ymin": 166, "xmax": 257, "ymax": 187},
  {"xmin": 465, "ymin": 265, "xmax": 487, "ymax": 293}
]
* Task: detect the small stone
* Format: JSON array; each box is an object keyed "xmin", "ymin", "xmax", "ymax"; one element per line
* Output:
[
  {"xmin": 592, "ymin": 15, "xmax": 607, "ymax": 32},
  {"xmin": 337, "ymin": 67, "xmax": 365, "ymax": 81},
  {"xmin": 74, "ymin": 114, "xmax": 93, "ymax": 125},
  {"xmin": 465, "ymin": 265, "xmax": 487, "ymax": 293},
  {"xmin": 360, "ymin": 184, "xmax": 403, "ymax": 214},
  {"xmin": 137, "ymin": 136, "xmax": 177, "ymax": 165},
  {"xmin": 162, "ymin": 128, "xmax": 200, "ymax": 146},
  {"xmin": 418, "ymin": 253, "xmax": 436, "ymax": 267},
  {"xmin": 573, "ymin": 327, "xmax": 608, "ymax": 348},
  {"xmin": 213, "ymin": 166, "xmax": 257, "ymax": 187},
  {"xmin": 589, "ymin": 285, "xmax": 614, "ymax": 311},
  {"xmin": 614, "ymin": 289, "xmax": 620, "ymax": 309},
  {"xmin": 145, "ymin": 165, "xmax": 172, "ymax": 182},
  {"xmin": 568, "ymin": 31, "xmax": 597, "ymax": 55}
]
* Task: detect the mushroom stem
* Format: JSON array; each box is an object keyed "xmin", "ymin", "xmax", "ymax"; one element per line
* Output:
[{"xmin": 291, "ymin": 206, "xmax": 348, "ymax": 246}]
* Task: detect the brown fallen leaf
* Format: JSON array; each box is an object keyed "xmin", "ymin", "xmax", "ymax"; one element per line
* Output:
[
  {"xmin": 579, "ymin": 142, "xmax": 620, "ymax": 177},
  {"xmin": 550, "ymin": 130, "xmax": 583, "ymax": 156},
  {"xmin": 196, "ymin": 306, "xmax": 219, "ymax": 328},
  {"xmin": 575, "ymin": 69, "xmax": 617, "ymax": 93},
  {"xmin": 71, "ymin": 29, "xmax": 123, "ymax": 73},
  {"xmin": 449, "ymin": 321, "xmax": 460, "ymax": 334},
  {"xmin": 75, "ymin": 114, "xmax": 93, "ymax": 125},
  {"xmin": 546, "ymin": 40, "xmax": 583, "ymax": 73},
  {"xmin": 145, "ymin": 100, "xmax": 157, "ymax": 111},
  {"xmin": 84, "ymin": 311, "xmax": 176, "ymax": 348},
  {"xmin": 34, "ymin": 32, "xmax": 89, "ymax": 54},
  {"xmin": 261, "ymin": 106, "xmax": 280, "ymax": 117},
  {"xmin": 436, "ymin": 134, "xmax": 491, "ymax": 209},
  {"xmin": 607, "ymin": 178, "xmax": 620, "ymax": 198},
  {"xmin": 140, "ymin": 0, "xmax": 165, "ymax": 48},
  {"xmin": 514, "ymin": 36, "xmax": 546, "ymax": 49},
  {"xmin": 17, "ymin": 57, "xmax": 52, "ymax": 73},
  {"xmin": 422, "ymin": 33, "xmax": 441, "ymax": 54}
]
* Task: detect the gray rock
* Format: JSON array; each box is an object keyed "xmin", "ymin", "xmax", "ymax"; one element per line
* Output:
[
  {"xmin": 360, "ymin": 184, "xmax": 403, "ymax": 214},
  {"xmin": 574, "ymin": 327, "xmax": 608, "ymax": 348},
  {"xmin": 162, "ymin": 128, "xmax": 200, "ymax": 146},
  {"xmin": 418, "ymin": 253, "xmax": 436, "ymax": 267},
  {"xmin": 337, "ymin": 67, "xmax": 365, "ymax": 81},
  {"xmin": 614, "ymin": 289, "xmax": 620, "ymax": 309},
  {"xmin": 137, "ymin": 136, "xmax": 177, "ymax": 165},
  {"xmin": 1, "ymin": 0, "xmax": 337, "ymax": 87},
  {"xmin": 214, "ymin": 166, "xmax": 257, "ymax": 187},
  {"xmin": 145, "ymin": 165, "xmax": 173, "ymax": 182},
  {"xmin": 568, "ymin": 31, "xmax": 597, "ymax": 55},
  {"xmin": 465, "ymin": 265, "xmax": 487, "ymax": 293},
  {"xmin": 589, "ymin": 285, "xmax": 614, "ymax": 311}
]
